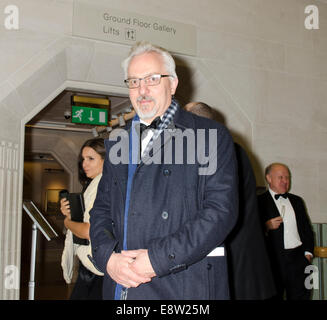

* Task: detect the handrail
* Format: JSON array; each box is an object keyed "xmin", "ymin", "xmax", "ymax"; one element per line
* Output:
[{"xmin": 314, "ymin": 246, "xmax": 327, "ymax": 258}]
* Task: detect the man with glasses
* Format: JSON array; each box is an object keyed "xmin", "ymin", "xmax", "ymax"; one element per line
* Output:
[{"xmin": 90, "ymin": 41, "xmax": 238, "ymax": 300}]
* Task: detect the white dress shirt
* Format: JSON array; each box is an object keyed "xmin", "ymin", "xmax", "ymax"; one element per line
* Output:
[
  {"xmin": 269, "ymin": 188, "xmax": 302, "ymax": 249},
  {"xmin": 139, "ymin": 117, "xmax": 163, "ymax": 157},
  {"xmin": 140, "ymin": 119, "xmax": 154, "ymax": 157},
  {"xmin": 268, "ymin": 188, "xmax": 313, "ymax": 257}
]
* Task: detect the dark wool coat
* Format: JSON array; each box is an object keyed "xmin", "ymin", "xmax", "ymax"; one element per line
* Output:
[{"xmin": 90, "ymin": 108, "xmax": 238, "ymax": 300}]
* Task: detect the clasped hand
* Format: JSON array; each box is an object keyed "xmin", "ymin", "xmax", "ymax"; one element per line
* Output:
[{"xmin": 106, "ymin": 249, "xmax": 156, "ymax": 288}]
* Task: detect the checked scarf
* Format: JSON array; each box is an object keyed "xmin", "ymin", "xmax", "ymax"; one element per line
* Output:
[{"xmin": 141, "ymin": 97, "xmax": 179, "ymax": 157}]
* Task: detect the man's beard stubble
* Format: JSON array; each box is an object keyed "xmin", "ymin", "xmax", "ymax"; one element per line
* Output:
[{"xmin": 135, "ymin": 96, "xmax": 158, "ymax": 120}]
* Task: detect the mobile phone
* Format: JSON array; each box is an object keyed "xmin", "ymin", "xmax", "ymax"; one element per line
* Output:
[{"xmin": 59, "ymin": 189, "xmax": 69, "ymax": 200}]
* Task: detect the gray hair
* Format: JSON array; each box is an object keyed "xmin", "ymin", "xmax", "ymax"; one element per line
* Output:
[{"xmin": 121, "ymin": 41, "xmax": 177, "ymax": 80}]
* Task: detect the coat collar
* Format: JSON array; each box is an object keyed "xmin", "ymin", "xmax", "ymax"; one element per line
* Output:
[
  {"xmin": 104, "ymin": 106, "xmax": 196, "ymax": 192},
  {"xmin": 140, "ymin": 107, "xmax": 196, "ymax": 165},
  {"xmin": 171, "ymin": 106, "xmax": 195, "ymax": 130}
]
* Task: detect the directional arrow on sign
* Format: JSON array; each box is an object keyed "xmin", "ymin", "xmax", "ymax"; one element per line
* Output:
[{"xmin": 89, "ymin": 111, "xmax": 95, "ymax": 122}]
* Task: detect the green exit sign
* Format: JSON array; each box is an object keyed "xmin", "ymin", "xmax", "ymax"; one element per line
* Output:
[{"xmin": 71, "ymin": 106, "xmax": 108, "ymax": 125}]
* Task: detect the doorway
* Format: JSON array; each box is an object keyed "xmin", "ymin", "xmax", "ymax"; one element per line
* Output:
[{"xmin": 20, "ymin": 89, "xmax": 130, "ymax": 299}]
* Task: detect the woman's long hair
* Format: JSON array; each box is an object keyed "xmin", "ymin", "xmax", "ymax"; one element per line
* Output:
[{"xmin": 78, "ymin": 138, "xmax": 105, "ymax": 188}]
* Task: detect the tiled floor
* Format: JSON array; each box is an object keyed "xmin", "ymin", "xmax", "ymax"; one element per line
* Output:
[
  {"xmin": 20, "ymin": 260, "xmax": 74, "ymax": 300},
  {"xmin": 20, "ymin": 283, "xmax": 73, "ymax": 300}
]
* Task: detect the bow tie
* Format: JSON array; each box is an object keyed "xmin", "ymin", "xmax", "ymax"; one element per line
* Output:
[
  {"xmin": 139, "ymin": 117, "xmax": 161, "ymax": 135},
  {"xmin": 274, "ymin": 193, "xmax": 288, "ymax": 200}
]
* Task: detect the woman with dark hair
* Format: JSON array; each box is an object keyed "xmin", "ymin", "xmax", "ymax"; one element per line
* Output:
[
  {"xmin": 60, "ymin": 138, "xmax": 105, "ymax": 299},
  {"xmin": 77, "ymin": 138, "xmax": 106, "ymax": 189}
]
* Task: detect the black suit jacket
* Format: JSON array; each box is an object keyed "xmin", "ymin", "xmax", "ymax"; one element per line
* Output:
[
  {"xmin": 257, "ymin": 191, "xmax": 314, "ymax": 258},
  {"xmin": 226, "ymin": 144, "xmax": 276, "ymax": 300}
]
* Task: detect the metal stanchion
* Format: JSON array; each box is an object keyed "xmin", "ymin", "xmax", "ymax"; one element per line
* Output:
[
  {"xmin": 23, "ymin": 201, "xmax": 58, "ymax": 300},
  {"xmin": 314, "ymin": 224, "xmax": 327, "ymax": 300},
  {"xmin": 28, "ymin": 223, "xmax": 38, "ymax": 300}
]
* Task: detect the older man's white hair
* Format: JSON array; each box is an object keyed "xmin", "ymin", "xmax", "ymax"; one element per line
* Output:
[{"xmin": 121, "ymin": 41, "xmax": 177, "ymax": 81}]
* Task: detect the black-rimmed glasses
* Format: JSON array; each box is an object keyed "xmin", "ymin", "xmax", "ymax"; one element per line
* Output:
[{"xmin": 124, "ymin": 74, "xmax": 172, "ymax": 89}]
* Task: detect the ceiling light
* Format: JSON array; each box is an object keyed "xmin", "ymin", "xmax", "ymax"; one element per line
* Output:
[{"xmin": 72, "ymin": 95, "xmax": 110, "ymax": 106}]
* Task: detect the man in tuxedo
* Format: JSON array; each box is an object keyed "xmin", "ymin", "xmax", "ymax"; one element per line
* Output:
[
  {"xmin": 184, "ymin": 101, "xmax": 276, "ymax": 300},
  {"xmin": 257, "ymin": 163, "xmax": 314, "ymax": 300}
]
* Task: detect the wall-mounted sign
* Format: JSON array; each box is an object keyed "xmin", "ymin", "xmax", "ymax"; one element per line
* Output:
[
  {"xmin": 71, "ymin": 105, "xmax": 108, "ymax": 125},
  {"xmin": 73, "ymin": 1, "xmax": 196, "ymax": 55}
]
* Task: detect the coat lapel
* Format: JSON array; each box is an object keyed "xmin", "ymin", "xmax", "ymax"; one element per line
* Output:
[
  {"xmin": 287, "ymin": 194, "xmax": 303, "ymax": 235},
  {"xmin": 105, "ymin": 127, "xmax": 129, "ymax": 200},
  {"xmin": 265, "ymin": 191, "xmax": 281, "ymax": 220},
  {"xmin": 141, "ymin": 121, "xmax": 175, "ymax": 166},
  {"xmin": 140, "ymin": 108, "xmax": 194, "ymax": 166}
]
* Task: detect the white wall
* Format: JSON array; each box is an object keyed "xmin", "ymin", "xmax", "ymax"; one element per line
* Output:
[{"xmin": 0, "ymin": 0, "xmax": 326, "ymax": 299}]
